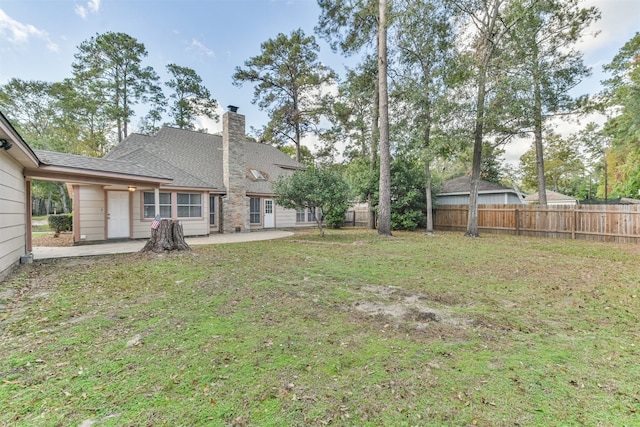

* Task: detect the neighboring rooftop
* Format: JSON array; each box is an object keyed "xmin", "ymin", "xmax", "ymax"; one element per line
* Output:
[
  {"xmin": 524, "ymin": 190, "xmax": 578, "ymax": 204},
  {"xmin": 440, "ymin": 176, "xmax": 518, "ymax": 194}
]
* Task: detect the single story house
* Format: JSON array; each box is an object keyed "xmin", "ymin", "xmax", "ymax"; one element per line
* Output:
[
  {"xmin": 436, "ymin": 176, "xmax": 526, "ymax": 205},
  {"xmin": 36, "ymin": 108, "xmax": 312, "ymax": 243},
  {"xmin": 523, "ymin": 190, "xmax": 578, "ymax": 205},
  {"xmin": 0, "ymin": 107, "xmax": 310, "ymax": 277}
]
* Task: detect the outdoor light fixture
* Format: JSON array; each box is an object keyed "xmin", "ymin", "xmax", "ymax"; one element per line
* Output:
[
  {"xmin": 128, "ymin": 186, "xmax": 136, "ymax": 192},
  {"xmin": 0, "ymin": 139, "xmax": 12, "ymax": 150}
]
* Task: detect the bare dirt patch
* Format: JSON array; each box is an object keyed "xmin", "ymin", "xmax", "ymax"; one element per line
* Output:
[
  {"xmin": 32, "ymin": 232, "xmax": 73, "ymax": 247},
  {"xmin": 352, "ymin": 285, "xmax": 472, "ymax": 329}
]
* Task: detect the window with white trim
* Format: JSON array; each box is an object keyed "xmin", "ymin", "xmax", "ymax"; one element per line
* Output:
[
  {"xmin": 296, "ymin": 208, "xmax": 306, "ymax": 223},
  {"xmin": 250, "ymin": 197, "xmax": 261, "ymax": 224},
  {"xmin": 143, "ymin": 192, "xmax": 171, "ymax": 219},
  {"xmin": 177, "ymin": 193, "xmax": 202, "ymax": 218}
]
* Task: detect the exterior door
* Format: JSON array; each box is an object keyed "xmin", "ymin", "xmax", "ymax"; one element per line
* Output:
[
  {"xmin": 264, "ymin": 199, "xmax": 275, "ymax": 228},
  {"xmin": 107, "ymin": 191, "xmax": 130, "ymax": 238}
]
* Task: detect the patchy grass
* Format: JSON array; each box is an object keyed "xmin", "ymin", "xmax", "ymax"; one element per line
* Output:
[
  {"xmin": 31, "ymin": 216, "xmax": 51, "ymax": 233},
  {"xmin": 1, "ymin": 230, "xmax": 639, "ymax": 426}
]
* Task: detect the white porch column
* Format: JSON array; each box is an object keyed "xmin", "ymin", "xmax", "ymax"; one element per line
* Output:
[{"xmin": 154, "ymin": 188, "xmax": 160, "ymax": 216}]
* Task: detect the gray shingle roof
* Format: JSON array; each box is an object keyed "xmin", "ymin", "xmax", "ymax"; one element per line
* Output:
[
  {"xmin": 440, "ymin": 176, "xmax": 515, "ymax": 194},
  {"xmin": 105, "ymin": 126, "xmax": 304, "ymax": 193},
  {"xmin": 34, "ymin": 149, "xmax": 172, "ymax": 180}
]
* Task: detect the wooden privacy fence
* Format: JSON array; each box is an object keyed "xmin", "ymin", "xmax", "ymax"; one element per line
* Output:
[
  {"xmin": 434, "ymin": 204, "xmax": 640, "ymax": 243},
  {"xmin": 344, "ymin": 208, "xmax": 370, "ymax": 227}
]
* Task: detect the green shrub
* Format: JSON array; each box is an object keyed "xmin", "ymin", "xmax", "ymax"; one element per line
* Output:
[{"xmin": 48, "ymin": 213, "xmax": 73, "ymax": 233}]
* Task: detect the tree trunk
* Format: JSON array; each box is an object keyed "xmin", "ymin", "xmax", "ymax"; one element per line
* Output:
[
  {"xmin": 424, "ymin": 149, "xmax": 434, "ymax": 235},
  {"xmin": 141, "ymin": 219, "xmax": 191, "ymax": 253},
  {"xmin": 56, "ymin": 182, "xmax": 69, "ymax": 213},
  {"xmin": 532, "ymin": 45, "xmax": 548, "ymax": 206},
  {"xmin": 465, "ymin": 0, "xmax": 501, "ymax": 238},
  {"xmin": 466, "ymin": 71, "xmax": 486, "ymax": 238},
  {"xmin": 377, "ymin": 0, "xmax": 392, "ymax": 236},
  {"xmin": 368, "ymin": 81, "xmax": 379, "ymax": 230}
]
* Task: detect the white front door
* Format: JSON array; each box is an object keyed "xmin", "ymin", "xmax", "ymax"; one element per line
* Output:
[
  {"xmin": 264, "ymin": 199, "xmax": 275, "ymax": 228},
  {"xmin": 107, "ymin": 191, "xmax": 130, "ymax": 238}
]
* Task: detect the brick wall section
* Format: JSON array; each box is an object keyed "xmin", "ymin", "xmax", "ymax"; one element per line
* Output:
[{"xmin": 222, "ymin": 111, "xmax": 250, "ymax": 233}]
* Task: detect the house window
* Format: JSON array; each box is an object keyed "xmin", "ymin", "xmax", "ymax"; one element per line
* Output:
[
  {"xmin": 209, "ymin": 195, "xmax": 215, "ymax": 225},
  {"xmin": 296, "ymin": 208, "xmax": 305, "ymax": 223},
  {"xmin": 177, "ymin": 193, "xmax": 202, "ymax": 218},
  {"xmin": 250, "ymin": 169, "xmax": 266, "ymax": 180},
  {"xmin": 143, "ymin": 192, "xmax": 171, "ymax": 219},
  {"xmin": 307, "ymin": 207, "xmax": 316, "ymax": 222},
  {"xmin": 295, "ymin": 207, "xmax": 319, "ymax": 223},
  {"xmin": 250, "ymin": 197, "xmax": 261, "ymax": 224}
]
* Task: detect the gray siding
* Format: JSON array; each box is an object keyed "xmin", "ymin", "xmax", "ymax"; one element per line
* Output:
[
  {"xmin": 0, "ymin": 152, "xmax": 26, "ymax": 277},
  {"xmin": 78, "ymin": 186, "xmax": 106, "ymax": 241}
]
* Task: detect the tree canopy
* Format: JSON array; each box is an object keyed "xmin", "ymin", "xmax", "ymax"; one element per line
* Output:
[
  {"xmin": 232, "ymin": 28, "xmax": 335, "ymax": 162},
  {"xmin": 601, "ymin": 32, "xmax": 640, "ymax": 198},
  {"xmin": 273, "ymin": 166, "xmax": 350, "ymax": 237},
  {"xmin": 72, "ymin": 32, "xmax": 163, "ymax": 142},
  {"xmin": 165, "ymin": 63, "xmax": 219, "ymax": 131}
]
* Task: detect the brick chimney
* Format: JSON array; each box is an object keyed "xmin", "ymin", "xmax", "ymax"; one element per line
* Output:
[{"xmin": 222, "ymin": 106, "xmax": 250, "ymax": 233}]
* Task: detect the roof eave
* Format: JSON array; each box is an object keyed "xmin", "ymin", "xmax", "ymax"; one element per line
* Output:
[
  {"xmin": 26, "ymin": 165, "xmax": 173, "ymax": 186},
  {"xmin": 0, "ymin": 111, "xmax": 40, "ymax": 168}
]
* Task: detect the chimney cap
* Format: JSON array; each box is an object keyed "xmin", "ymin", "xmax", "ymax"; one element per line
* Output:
[{"xmin": 227, "ymin": 105, "xmax": 239, "ymax": 113}]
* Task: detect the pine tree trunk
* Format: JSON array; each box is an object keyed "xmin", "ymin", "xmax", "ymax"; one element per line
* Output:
[
  {"xmin": 141, "ymin": 219, "xmax": 191, "ymax": 253},
  {"xmin": 377, "ymin": 0, "xmax": 392, "ymax": 236}
]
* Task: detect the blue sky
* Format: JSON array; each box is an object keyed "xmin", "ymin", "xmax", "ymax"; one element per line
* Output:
[{"xmin": 0, "ymin": 0, "xmax": 638, "ymax": 162}]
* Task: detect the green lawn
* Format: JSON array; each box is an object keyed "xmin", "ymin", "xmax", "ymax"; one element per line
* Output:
[{"xmin": 1, "ymin": 230, "xmax": 638, "ymax": 426}]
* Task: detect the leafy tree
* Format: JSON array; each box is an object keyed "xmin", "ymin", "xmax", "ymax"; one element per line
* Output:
[
  {"xmin": 345, "ymin": 156, "xmax": 379, "ymax": 206},
  {"xmin": 601, "ymin": 33, "xmax": 640, "ymax": 198},
  {"xmin": 0, "ymin": 78, "xmax": 59, "ymax": 145},
  {"xmin": 323, "ymin": 59, "xmax": 377, "ymax": 162},
  {"xmin": 0, "ymin": 78, "xmax": 77, "ymax": 212},
  {"xmin": 573, "ymin": 122, "xmax": 607, "ymax": 199},
  {"xmin": 72, "ymin": 32, "xmax": 162, "ymax": 142},
  {"xmin": 390, "ymin": 156, "xmax": 427, "ymax": 230},
  {"xmin": 232, "ymin": 28, "xmax": 335, "ymax": 162},
  {"xmin": 394, "ymin": 0, "xmax": 457, "ymax": 234},
  {"xmin": 437, "ymin": 140, "xmax": 505, "ymax": 183},
  {"xmin": 519, "ymin": 133, "xmax": 585, "ymax": 196},
  {"xmin": 55, "ymin": 78, "xmax": 112, "ymax": 156},
  {"xmin": 165, "ymin": 63, "xmax": 218, "ymax": 130},
  {"xmin": 273, "ymin": 166, "xmax": 350, "ymax": 237},
  {"xmin": 317, "ymin": 0, "xmax": 391, "ymax": 236},
  {"xmin": 326, "ymin": 57, "xmax": 379, "ymax": 228},
  {"xmin": 452, "ymin": 0, "xmax": 516, "ymax": 237},
  {"xmin": 503, "ymin": 0, "xmax": 599, "ymax": 205},
  {"xmin": 316, "ymin": 0, "xmax": 378, "ymax": 55},
  {"xmin": 278, "ymin": 144, "xmax": 315, "ymax": 166}
]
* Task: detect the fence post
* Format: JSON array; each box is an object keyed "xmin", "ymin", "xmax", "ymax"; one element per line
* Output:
[
  {"xmin": 515, "ymin": 207, "xmax": 519, "ymax": 236},
  {"xmin": 571, "ymin": 206, "xmax": 576, "ymax": 240}
]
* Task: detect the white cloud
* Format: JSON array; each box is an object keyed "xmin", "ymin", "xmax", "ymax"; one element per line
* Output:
[
  {"xmin": 578, "ymin": 0, "xmax": 639, "ymax": 56},
  {"xmin": 194, "ymin": 106, "xmax": 224, "ymax": 134},
  {"xmin": 0, "ymin": 9, "xmax": 58, "ymax": 51},
  {"xmin": 74, "ymin": 0, "xmax": 101, "ymax": 19},
  {"xmin": 88, "ymin": 0, "xmax": 101, "ymax": 13},
  {"xmin": 188, "ymin": 39, "xmax": 215, "ymax": 57},
  {"xmin": 74, "ymin": 5, "xmax": 88, "ymax": 19}
]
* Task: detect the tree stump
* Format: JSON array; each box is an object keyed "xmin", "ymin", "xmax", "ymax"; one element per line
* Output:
[{"xmin": 140, "ymin": 219, "xmax": 191, "ymax": 253}]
